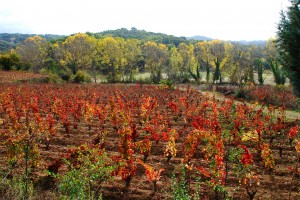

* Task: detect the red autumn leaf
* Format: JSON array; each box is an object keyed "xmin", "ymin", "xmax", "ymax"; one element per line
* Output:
[
  {"xmin": 287, "ymin": 126, "xmax": 298, "ymax": 139},
  {"xmin": 197, "ymin": 166, "xmax": 211, "ymax": 178}
]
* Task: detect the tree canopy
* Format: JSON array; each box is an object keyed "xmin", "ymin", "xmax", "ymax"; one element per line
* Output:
[
  {"xmin": 0, "ymin": 29, "xmax": 283, "ymax": 85},
  {"xmin": 277, "ymin": 0, "xmax": 300, "ymax": 95}
]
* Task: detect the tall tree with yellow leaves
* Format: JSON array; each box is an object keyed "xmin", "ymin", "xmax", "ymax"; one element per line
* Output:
[
  {"xmin": 61, "ymin": 33, "xmax": 97, "ymax": 75},
  {"xmin": 123, "ymin": 38, "xmax": 142, "ymax": 82},
  {"xmin": 209, "ymin": 40, "xmax": 228, "ymax": 84},
  {"xmin": 168, "ymin": 47, "xmax": 183, "ymax": 82},
  {"xmin": 178, "ymin": 43, "xmax": 198, "ymax": 82},
  {"xmin": 194, "ymin": 41, "xmax": 212, "ymax": 83},
  {"xmin": 16, "ymin": 36, "xmax": 49, "ymax": 72},
  {"xmin": 143, "ymin": 41, "xmax": 168, "ymax": 83},
  {"xmin": 97, "ymin": 37, "xmax": 127, "ymax": 83}
]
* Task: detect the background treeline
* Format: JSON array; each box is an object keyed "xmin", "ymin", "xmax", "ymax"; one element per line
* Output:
[
  {"xmin": 0, "ymin": 27, "xmax": 189, "ymax": 52},
  {"xmin": 0, "ymin": 28, "xmax": 284, "ymax": 85},
  {"xmin": 88, "ymin": 27, "xmax": 188, "ymax": 47},
  {"xmin": 0, "ymin": 33, "xmax": 64, "ymax": 52}
]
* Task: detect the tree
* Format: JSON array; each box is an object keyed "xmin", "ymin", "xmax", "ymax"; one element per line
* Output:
[
  {"xmin": 254, "ymin": 58, "xmax": 265, "ymax": 85},
  {"xmin": 247, "ymin": 45, "xmax": 263, "ymax": 83},
  {"xmin": 168, "ymin": 47, "xmax": 183, "ymax": 82},
  {"xmin": 266, "ymin": 38, "xmax": 286, "ymax": 85},
  {"xmin": 61, "ymin": 33, "xmax": 97, "ymax": 75},
  {"xmin": 178, "ymin": 43, "xmax": 197, "ymax": 82},
  {"xmin": 97, "ymin": 37, "xmax": 126, "ymax": 83},
  {"xmin": 248, "ymin": 44, "xmax": 265, "ymax": 84},
  {"xmin": 195, "ymin": 41, "xmax": 211, "ymax": 83},
  {"xmin": 51, "ymin": 42, "xmax": 70, "ymax": 79},
  {"xmin": 15, "ymin": 36, "xmax": 50, "ymax": 72},
  {"xmin": 226, "ymin": 43, "xmax": 253, "ymax": 86},
  {"xmin": 209, "ymin": 40, "xmax": 228, "ymax": 84},
  {"xmin": 270, "ymin": 60, "xmax": 286, "ymax": 85},
  {"xmin": 277, "ymin": 0, "xmax": 300, "ymax": 94},
  {"xmin": 123, "ymin": 39, "xmax": 142, "ymax": 82},
  {"xmin": 143, "ymin": 41, "xmax": 168, "ymax": 83},
  {"xmin": 0, "ymin": 50, "xmax": 20, "ymax": 70}
]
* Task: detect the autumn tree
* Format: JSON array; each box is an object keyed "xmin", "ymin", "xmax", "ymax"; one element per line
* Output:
[
  {"xmin": 50, "ymin": 41, "xmax": 72, "ymax": 80},
  {"xmin": 246, "ymin": 45, "xmax": 258, "ymax": 83},
  {"xmin": 97, "ymin": 37, "xmax": 126, "ymax": 83},
  {"xmin": 226, "ymin": 43, "xmax": 254, "ymax": 85},
  {"xmin": 209, "ymin": 40, "xmax": 228, "ymax": 84},
  {"xmin": 16, "ymin": 36, "xmax": 50, "ymax": 72},
  {"xmin": 168, "ymin": 47, "xmax": 183, "ymax": 82},
  {"xmin": 277, "ymin": 0, "xmax": 300, "ymax": 94},
  {"xmin": 0, "ymin": 50, "xmax": 20, "ymax": 70},
  {"xmin": 123, "ymin": 38, "xmax": 142, "ymax": 82},
  {"xmin": 60, "ymin": 33, "xmax": 97, "ymax": 75},
  {"xmin": 177, "ymin": 43, "xmax": 198, "ymax": 82},
  {"xmin": 194, "ymin": 41, "xmax": 211, "ymax": 83},
  {"xmin": 143, "ymin": 41, "xmax": 169, "ymax": 83}
]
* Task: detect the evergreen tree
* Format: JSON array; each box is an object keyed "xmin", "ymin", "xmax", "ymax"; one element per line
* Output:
[
  {"xmin": 270, "ymin": 60, "xmax": 286, "ymax": 85},
  {"xmin": 254, "ymin": 58, "xmax": 264, "ymax": 85},
  {"xmin": 277, "ymin": 0, "xmax": 300, "ymax": 95},
  {"xmin": 213, "ymin": 58, "xmax": 221, "ymax": 84}
]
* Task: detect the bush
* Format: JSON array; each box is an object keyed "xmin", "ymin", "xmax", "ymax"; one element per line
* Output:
[
  {"xmin": 71, "ymin": 70, "xmax": 91, "ymax": 83},
  {"xmin": 40, "ymin": 69, "xmax": 63, "ymax": 83},
  {"xmin": 42, "ymin": 73, "xmax": 62, "ymax": 84},
  {"xmin": 0, "ymin": 52, "xmax": 20, "ymax": 71},
  {"xmin": 55, "ymin": 148, "xmax": 115, "ymax": 199},
  {"xmin": 234, "ymin": 88, "xmax": 247, "ymax": 99},
  {"xmin": 160, "ymin": 79, "xmax": 174, "ymax": 89},
  {"xmin": 107, "ymin": 73, "xmax": 122, "ymax": 83},
  {"xmin": 171, "ymin": 172, "xmax": 190, "ymax": 200},
  {"xmin": 246, "ymin": 85, "xmax": 299, "ymax": 109},
  {"xmin": 60, "ymin": 72, "xmax": 72, "ymax": 82},
  {"xmin": 181, "ymin": 77, "xmax": 190, "ymax": 84}
]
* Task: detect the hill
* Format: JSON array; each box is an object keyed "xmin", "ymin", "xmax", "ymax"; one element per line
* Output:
[
  {"xmin": 0, "ymin": 33, "xmax": 65, "ymax": 52},
  {"xmin": 188, "ymin": 35, "xmax": 266, "ymax": 46},
  {"xmin": 0, "ymin": 29, "xmax": 267, "ymax": 53},
  {"xmin": 187, "ymin": 35, "xmax": 213, "ymax": 41},
  {"xmin": 90, "ymin": 27, "xmax": 188, "ymax": 46},
  {"xmin": 233, "ymin": 40, "xmax": 266, "ymax": 46}
]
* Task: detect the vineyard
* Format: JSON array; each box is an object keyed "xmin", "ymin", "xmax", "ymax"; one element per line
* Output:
[{"xmin": 0, "ymin": 83, "xmax": 299, "ymax": 199}]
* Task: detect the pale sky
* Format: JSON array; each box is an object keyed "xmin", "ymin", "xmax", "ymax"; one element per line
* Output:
[{"xmin": 0, "ymin": 0, "xmax": 291, "ymax": 41}]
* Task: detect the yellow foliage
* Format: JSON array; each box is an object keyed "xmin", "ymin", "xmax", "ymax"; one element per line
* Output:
[{"xmin": 242, "ymin": 130, "xmax": 259, "ymax": 142}]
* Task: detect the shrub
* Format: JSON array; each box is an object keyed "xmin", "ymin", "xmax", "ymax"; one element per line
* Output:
[
  {"xmin": 71, "ymin": 70, "xmax": 91, "ymax": 83},
  {"xmin": 171, "ymin": 172, "xmax": 190, "ymax": 200},
  {"xmin": 60, "ymin": 72, "xmax": 72, "ymax": 82},
  {"xmin": 43, "ymin": 73, "xmax": 62, "ymax": 84},
  {"xmin": 55, "ymin": 149, "xmax": 115, "ymax": 199},
  {"xmin": 0, "ymin": 52, "xmax": 20, "ymax": 71},
  {"xmin": 160, "ymin": 79, "xmax": 174, "ymax": 89},
  {"xmin": 234, "ymin": 88, "xmax": 247, "ymax": 99},
  {"xmin": 40, "ymin": 69, "xmax": 63, "ymax": 83},
  {"xmin": 247, "ymin": 85, "xmax": 299, "ymax": 109},
  {"xmin": 106, "ymin": 72, "xmax": 121, "ymax": 83}
]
